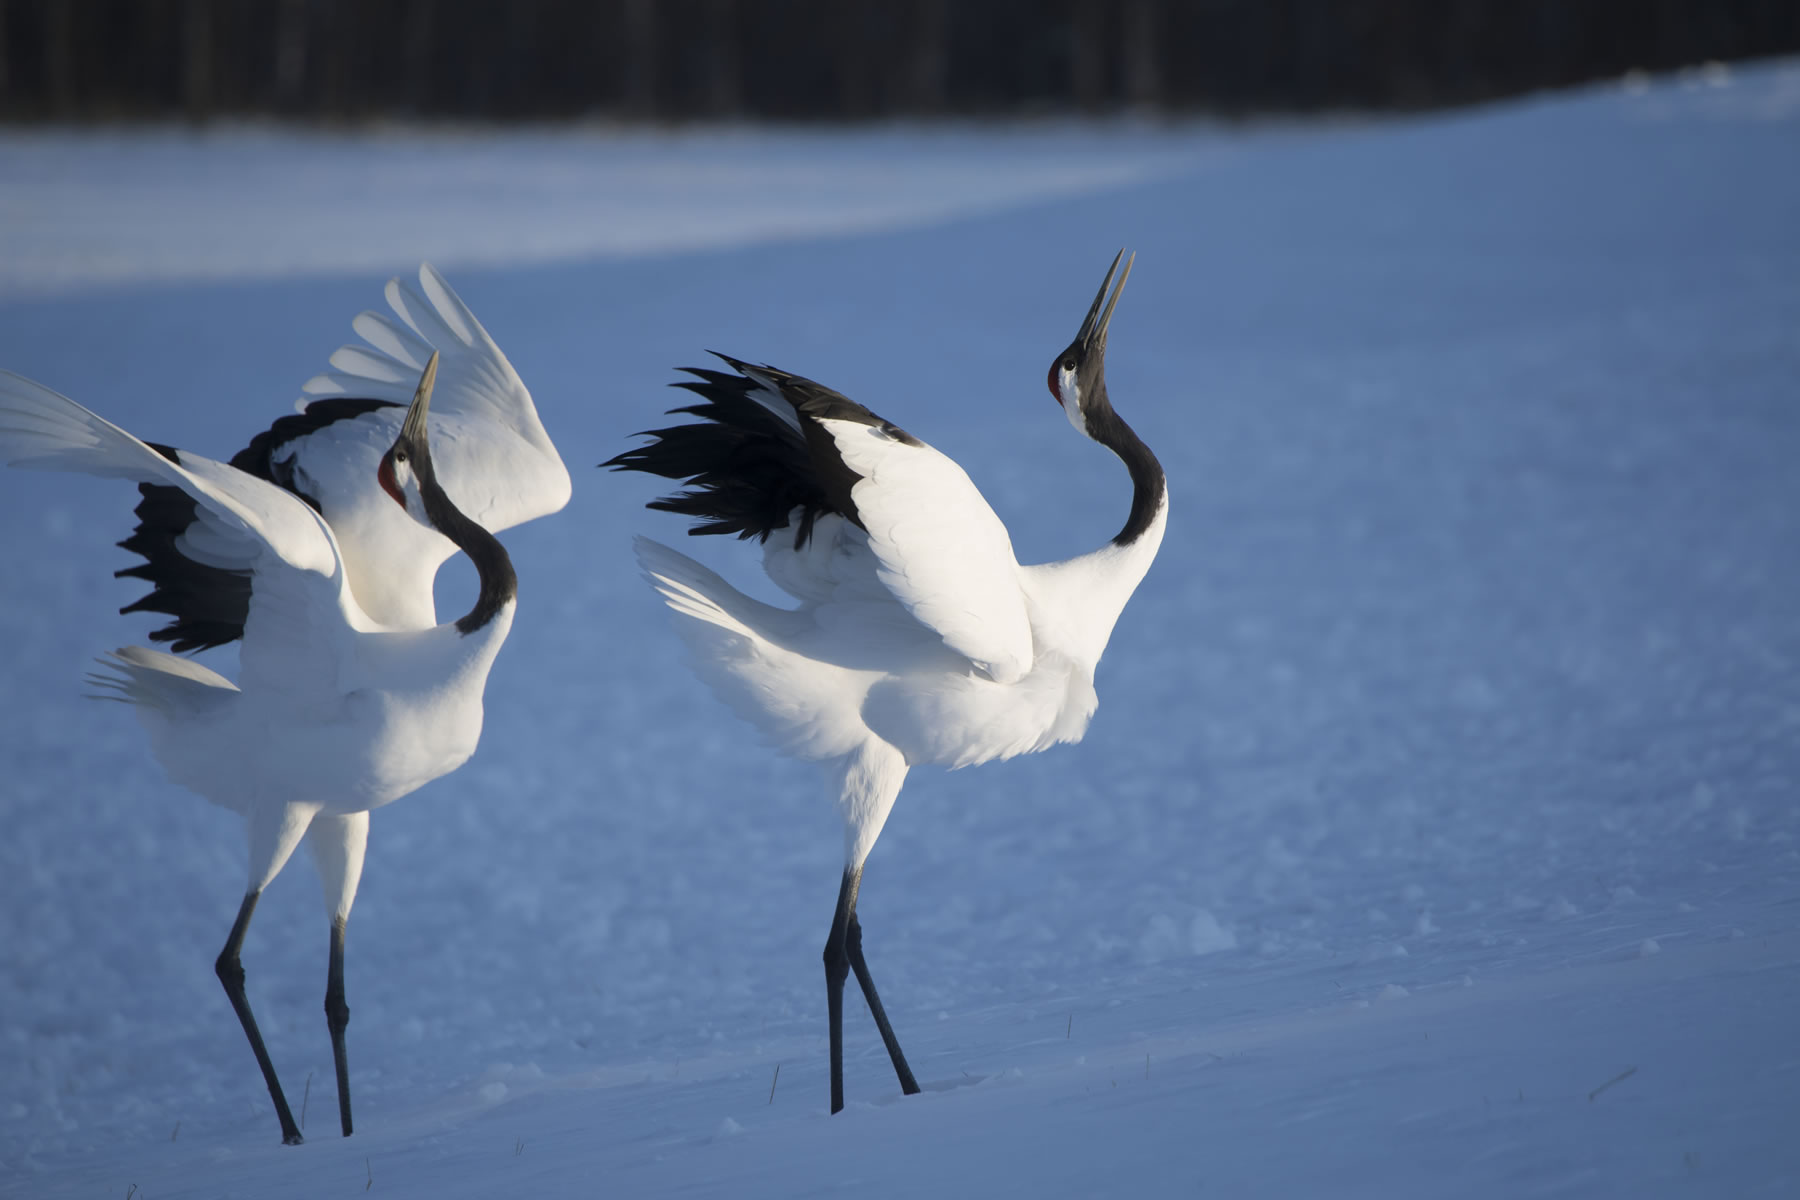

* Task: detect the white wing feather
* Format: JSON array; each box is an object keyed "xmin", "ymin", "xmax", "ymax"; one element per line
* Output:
[
  {"xmin": 817, "ymin": 417, "xmax": 1034, "ymax": 684},
  {"xmin": 298, "ymin": 263, "xmax": 571, "ymax": 534},
  {"xmin": 0, "ymin": 370, "xmax": 362, "ymax": 702}
]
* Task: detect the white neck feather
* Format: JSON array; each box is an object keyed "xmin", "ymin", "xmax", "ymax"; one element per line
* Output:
[{"xmin": 1019, "ymin": 487, "xmax": 1168, "ymax": 672}]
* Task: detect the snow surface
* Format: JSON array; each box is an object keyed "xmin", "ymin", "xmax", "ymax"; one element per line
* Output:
[
  {"xmin": 3, "ymin": 63, "xmax": 1799, "ymax": 1198},
  {"xmin": 0, "ymin": 124, "xmax": 1204, "ymax": 298}
]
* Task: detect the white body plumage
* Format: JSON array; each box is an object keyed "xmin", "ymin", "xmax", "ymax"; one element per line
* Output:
[{"xmin": 638, "ymin": 493, "xmax": 1166, "ymax": 864}]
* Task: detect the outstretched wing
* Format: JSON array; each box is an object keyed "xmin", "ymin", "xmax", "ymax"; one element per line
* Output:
[
  {"xmin": 119, "ymin": 264, "xmax": 568, "ymax": 645},
  {"xmin": 0, "ymin": 371, "xmax": 363, "ymax": 703},
  {"xmin": 299, "ymin": 263, "xmax": 571, "ymax": 534},
  {"xmin": 612, "ymin": 357, "xmax": 1034, "ymax": 685}
]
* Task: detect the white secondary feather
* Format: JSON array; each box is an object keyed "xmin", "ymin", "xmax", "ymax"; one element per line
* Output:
[
  {"xmin": 728, "ymin": 361, "xmax": 1034, "ymax": 682},
  {"xmin": 816, "ymin": 416, "xmax": 1035, "ymax": 685},
  {"xmin": 288, "ymin": 264, "xmax": 569, "ymax": 629}
]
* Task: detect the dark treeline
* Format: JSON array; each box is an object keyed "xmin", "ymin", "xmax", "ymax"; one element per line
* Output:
[{"xmin": 2, "ymin": 0, "xmax": 1796, "ymax": 123}]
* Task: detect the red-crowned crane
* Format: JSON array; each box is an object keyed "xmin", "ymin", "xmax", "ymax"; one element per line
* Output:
[
  {"xmin": 0, "ymin": 355, "xmax": 521, "ymax": 1145},
  {"xmin": 59, "ymin": 266, "xmax": 565, "ymax": 1143},
  {"xmin": 607, "ymin": 252, "xmax": 1164, "ymax": 1113}
]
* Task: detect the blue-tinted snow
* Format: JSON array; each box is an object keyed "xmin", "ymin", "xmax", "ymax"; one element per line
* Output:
[
  {"xmin": 2, "ymin": 64, "xmax": 1797, "ymax": 1198},
  {"xmin": 0, "ymin": 124, "xmax": 1203, "ymax": 299}
]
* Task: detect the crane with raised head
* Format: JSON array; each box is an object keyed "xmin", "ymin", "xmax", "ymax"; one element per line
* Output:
[{"xmin": 607, "ymin": 251, "xmax": 1165, "ymax": 1113}]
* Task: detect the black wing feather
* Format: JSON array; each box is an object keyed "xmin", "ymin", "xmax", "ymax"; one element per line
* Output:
[
  {"xmin": 115, "ymin": 398, "xmax": 401, "ymax": 654},
  {"xmin": 605, "ymin": 367, "xmax": 838, "ymax": 548},
  {"xmin": 605, "ymin": 356, "xmax": 925, "ymax": 549}
]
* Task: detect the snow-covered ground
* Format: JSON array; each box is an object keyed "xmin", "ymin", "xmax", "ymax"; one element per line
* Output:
[
  {"xmin": 0, "ymin": 123, "xmax": 1205, "ymax": 298},
  {"xmin": 3, "ymin": 63, "xmax": 1799, "ymax": 1198}
]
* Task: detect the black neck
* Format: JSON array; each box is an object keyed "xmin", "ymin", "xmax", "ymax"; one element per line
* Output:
[
  {"xmin": 1086, "ymin": 386, "xmax": 1165, "ymax": 547},
  {"xmin": 418, "ymin": 465, "xmax": 517, "ymax": 634}
]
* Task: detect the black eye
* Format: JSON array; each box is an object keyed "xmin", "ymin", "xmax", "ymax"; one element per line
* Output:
[
  {"xmin": 1062, "ymin": 357, "xmax": 1077, "ymax": 373},
  {"xmin": 394, "ymin": 449, "xmax": 408, "ymax": 464}
]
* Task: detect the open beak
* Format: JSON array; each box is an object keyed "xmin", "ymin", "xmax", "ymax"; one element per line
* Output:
[
  {"xmin": 401, "ymin": 351, "xmax": 439, "ymax": 447},
  {"xmin": 1076, "ymin": 250, "xmax": 1135, "ymax": 357}
]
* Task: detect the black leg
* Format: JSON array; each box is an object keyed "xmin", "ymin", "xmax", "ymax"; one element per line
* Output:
[
  {"xmin": 822, "ymin": 870, "xmax": 856, "ymax": 1115},
  {"xmin": 215, "ymin": 890, "xmax": 303, "ymax": 1145},
  {"xmin": 822, "ymin": 867, "xmax": 920, "ymax": 1113},
  {"xmin": 325, "ymin": 915, "xmax": 353, "ymax": 1137},
  {"xmin": 846, "ymin": 913, "xmax": 920, "ymax": 1097}
]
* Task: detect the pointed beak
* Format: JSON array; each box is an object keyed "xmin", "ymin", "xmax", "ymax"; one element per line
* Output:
[
  {"xmin": 1076, "ymin": 250, "xmax": 1135, "ymax": 356},
  {"xmin": 400, "ymin": 351, "xmax": 439, "ymax": 447}
]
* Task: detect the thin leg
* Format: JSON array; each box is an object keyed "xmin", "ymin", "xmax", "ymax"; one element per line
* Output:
[
  {"xmin": 822, "ymin": 869, "xmax": 857, "ymax": 1114},
  {"xmin": 846, "ymin": 913, "xmax": 920, "ymax": 1097},
  {"xmin": 822, "ymin": 867, "xmax": 920, "ymax": 1113},
  {"xmin": 215, "ymin": 890, "xmax": 303, "ymax": 1145},
  {"xmin": 305, "ymin": 811, "xmax": 366, "ymax": 1138},
  {"xmin": 325, "ymin": 915, "xmax": 352, "ymax": 1137}
]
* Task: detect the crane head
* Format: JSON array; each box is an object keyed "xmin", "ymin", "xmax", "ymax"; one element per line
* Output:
[
  {"xmin": 1046, "ymin": 250, "xmax": 1133, "ymax": 439},
  {"xmin": 378, "ymin": 351, "xmax": 440, "ymax": 520}
]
